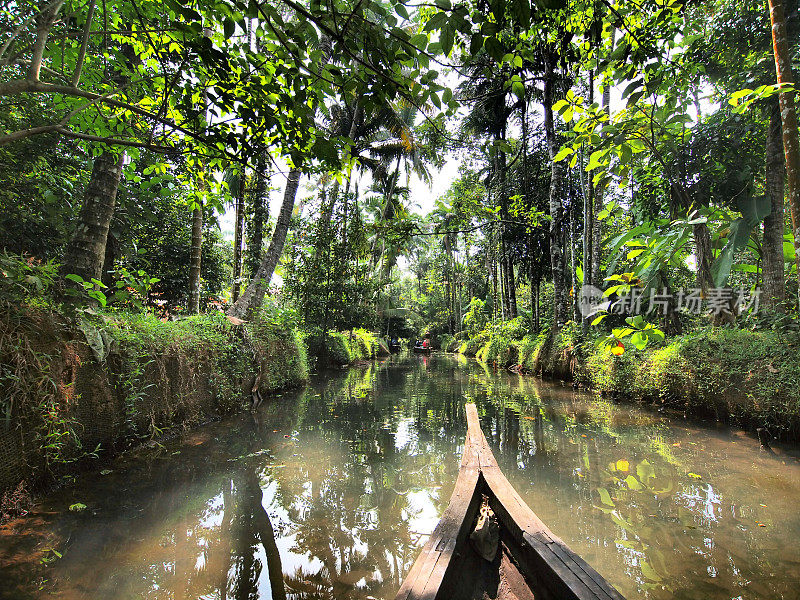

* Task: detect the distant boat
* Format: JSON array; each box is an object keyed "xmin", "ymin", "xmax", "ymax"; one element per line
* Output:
[
  {"xmin": 412, "ymin": 345, "xmax": 431, "ymax": 354},
  {"xmin": 394, "ymin": 403, "xmax": 626, "ymax": 600}
]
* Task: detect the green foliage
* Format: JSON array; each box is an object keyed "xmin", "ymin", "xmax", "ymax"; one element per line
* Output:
[
  {"xmin": 325, "ymin": 332, "xmax": 354, "ymax": 366},
  {"xmin": 352, "ymin": 329, "xmax": 381, "ymax": 360},
  {"xmin": 0, "ymin": 253, "xmax": 58, "ymax": 306},
  {"xmin": 463, "ymin": 297, "xmax": 489, "ymax": 337}
]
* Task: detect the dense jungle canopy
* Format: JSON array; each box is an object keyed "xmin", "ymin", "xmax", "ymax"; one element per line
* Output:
[{"xmin": 2, "ymin": 0, "xmax": 800, "ymax": 356}]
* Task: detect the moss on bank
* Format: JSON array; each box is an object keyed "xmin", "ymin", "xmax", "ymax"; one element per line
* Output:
[
  {"xmin": 462, "ymin": 325, "xmax": 800, "ymax": 441},
  {"xmin": 0, "ymin": 306, "xmax": 308, "ymax": 509}
]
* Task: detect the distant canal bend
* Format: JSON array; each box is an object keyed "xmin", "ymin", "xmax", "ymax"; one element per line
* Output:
[{"xmin": 1, "ymin": 353, "xmax": 799, "ymax": 600}]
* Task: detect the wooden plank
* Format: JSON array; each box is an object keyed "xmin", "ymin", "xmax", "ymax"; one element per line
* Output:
[
  {"xmin": 468, "ymin": 405, "xmax": 625, "ymax": 600},
  {"xmin": 394, "ymin": 465, "xmax": 480, "ymax": 600},
  {"xmin": 397, "ymin": 404, "xmax": 627, "ymax": 600}
]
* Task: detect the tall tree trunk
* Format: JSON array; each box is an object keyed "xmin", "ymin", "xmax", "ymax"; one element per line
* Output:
[
  {"xmin": 247, "ymin": 157, "xmax": 269, "ymax": 277},
  {"xmin": 500, "ymin": 150, "xmax": 517, "ymax": 318},
  {"xmin": 490, "ymin": 227, "xmax": 499, "ymax": 322},
  {"xmin": 101, "ymin": 229, "xmax": 117, "ymax": 289},
  {"xmin": 694, "ymin": 221, "xmax": 714, "ymax": 294},
  {"xmin": 445, "ymin": 233, "xmax": 455, "ymax": 333},
  {"xmin": 543, "ymin": 61, "xmax": 567, "ymax": 329},
  {"xmin": 232, "ymin": 173, "xmax": 246, "ymax": 302},
  {"xmin": 188, "ymin": 199, "xmax": 203, "ymax": 314},
  {"xmin": 569, "ymin": 184, "xmax": 580, "ymax": 322},
  {"xmin": 582, "ymin": 69, "xmax": 595, "ymax": 331},
  {"xmin": 768, "ymin": 0, "xmax": 800, "ymax": 301},
  {"xmin": 189, "ymin": 30, "xmax": 213, "ymax": 315},
  {"xmin": 61, "ymin": 152, "xmax": 124, "ymax": 292},
  {"xmin": 591, "ymin": 65, "xmax": 612, "ymax": 291},
  {"xmin": 228, "ymin": 170, "xmax": 300, "ymax": 319},
  {"xmin": 227, "ymin": 41, "xmax": 332, "ymax": 319},
  {"xmin": 763, "ymin": 99, "xmax": 787, "ymax": 311}
]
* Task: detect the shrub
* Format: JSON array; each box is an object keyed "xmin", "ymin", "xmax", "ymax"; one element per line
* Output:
[
  {"xmin": 439, "ymin": 333, "xmax": 454, "ymax": 352},
  {"xmin": 325, "ymin": 331, "xmax": 353, "ymax": 365},
  {"xmin": 352, "ymin": 329, "xmax": 372, "ymax": 359}
]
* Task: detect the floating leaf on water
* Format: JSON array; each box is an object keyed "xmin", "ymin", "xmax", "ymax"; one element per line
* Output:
[
  {"xmin": 69, "ymin": 502, "xmax": 87, "ymax": 512},
  {"xmin": 614, "ymin": 539, "xmax": 644, "ymax": 551},
  {"xmin": 640, "ymin": 559, "xmax": 663, "ymax": 582},
  {"xmin": 597, "ymin": 487, "xmax": 615, "ymax": 506},
  {"xmin": 687, "ymin": 472, "xmax": 702, "ymax": 479},
  {"xmin": 616, "ymin": 459, "xmax": 629, "ymax": 472},
  {"xmin": 625, "ymin": 475, "xmax": 644, "ymax": 490},
  {"xmin": 636, "ymin": 459, "xmax": 655, "ymax": 481},
  {"xmin": 99, "ymin": 469, "xmax": 113, "ymax": 476},
  {"xmin": 610, "ymin": 512, "xmax": 636, "ymax": 533}
]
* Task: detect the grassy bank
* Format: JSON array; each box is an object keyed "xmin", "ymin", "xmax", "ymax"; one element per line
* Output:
[
  {"xmin": 449, "ymin": 324, "xmax": 800, "ymax": 442},
  {"xmin": 317, "ymin": 329, "xmax": 390, "ymax": 367},
  {"xmin": 0, "ymin": 305, "xmax": 309, "ymax": 515}
]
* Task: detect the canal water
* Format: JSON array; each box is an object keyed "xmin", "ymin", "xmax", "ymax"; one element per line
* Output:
[{"xmin": 1, "ymin": 353, "xmax": 799, "ymax": 599}]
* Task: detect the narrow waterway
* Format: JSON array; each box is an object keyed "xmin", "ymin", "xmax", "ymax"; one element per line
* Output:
[{"xmin": 2, "ymin": 353, "xmax": 799, "ymax": 599}]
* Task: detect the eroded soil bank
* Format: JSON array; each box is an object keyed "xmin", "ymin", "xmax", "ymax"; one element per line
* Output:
[{"xmin": 0, "ymin": 307, "xmax": 309, "ymax": 517}]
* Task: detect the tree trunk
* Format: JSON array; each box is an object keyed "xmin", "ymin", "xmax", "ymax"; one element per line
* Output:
[
  {"xmin": 445, "ymin": 233, "xmax": 455, "ymax": 333},
  {"xmin": 693, "ymin": 221, "xmax": 715, "ymax": 295},
  {"xmin": 498, "ymin": 146, "xmax": 517, "ymax": 318},
  {"xmin": 232, "ymin": 173, "xmax": 246, "ymax": 302},
  {"xmin": 763, "ymin": 99, "xmax": 787, "ymax": 311},
  {"xmin": 246, "ymin": 157, "xmax": 269, "ymax": 277},
  {"xmin": 591, "ymin": 66, "xmax": 611, "ymax": 291},
  {"xmin": 101, "ymin": 229, "xmax": 117, "ymax": 289},
  {"xmin": 228, "ymin": 169, "xmax": 300, "ymax": 318},
  {"xmin": 569, "ymin": 184, "xmax": 580, "ymax": 322},
  {"xmin": 61, "ymin": 151, "xmax": 124, "ymax": 290},
  {"xmin": 768, "ymin": 0, "xmax": 800, "ymax": 301},
  {"xmin": 188, "ymin": 199, "xmax": 203, "ymax": 314},
  {"xmin": 543, "ymin": 62, "xmax": 567, "ymax": 329}
]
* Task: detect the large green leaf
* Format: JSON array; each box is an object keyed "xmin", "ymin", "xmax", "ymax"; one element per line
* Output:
[
  {"xmin": 711, "ymin": 194, "xmax": 771, "ymax": 287},
  {"xmin": 739, "ymin": 193, "xmax": 771, "ymax": 227}
]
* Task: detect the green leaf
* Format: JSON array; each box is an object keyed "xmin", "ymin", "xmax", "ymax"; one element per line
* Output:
[
  {"xmin": 485, "ymin": 36, "xmax": 504, "ymax": 61},
  {"xmin": 553, "ymin": 146, "xmax": 573, "ymax": 162},
  {"xmin": 470, "ymin": 32, "xmax": 483, "ymax": 54},
  {"xmin": 597, "ymin": 487, "xmax": 615, "ymax": 507},
  {"xmin": 69, "ymin": 502, "xmax": 87, "ymax": 512},
  {"xmin": 223, "ymin": 18, "xmax": 235, "ymax": 39},
  {"xmin": 640, "ymin": 559, "xmax": 663, "ymax": 582},
  {"xmin": 729, "ymin": 88, "xmax": 753, "ymax": 106},
  {"xmin": 411, "ymin": 33, "xmax": 428, "ymax": 47},
  {"xmin": 630, "ymin": 331, "xmax": 647, "ymax": 350},
  {"xmin": 625, "ymin": 475, "xmax": 644, "ymax": 490},
  {"xmin": 552, "ymin": 99, "xmax": 569, "ymax": 113},
  {"xmin": 711, "ymin": 217, "xmax": 752, "ymax": 288}
]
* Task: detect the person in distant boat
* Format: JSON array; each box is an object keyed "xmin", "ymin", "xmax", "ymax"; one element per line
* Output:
[{"xmin": 422, "ymin": 338, "xmax": 429, "ymax": 349}]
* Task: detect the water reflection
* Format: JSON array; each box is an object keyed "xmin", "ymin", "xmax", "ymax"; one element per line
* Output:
[{"xmin": 1, "ymin": 353, "xmax": 800, "ymax": 599}]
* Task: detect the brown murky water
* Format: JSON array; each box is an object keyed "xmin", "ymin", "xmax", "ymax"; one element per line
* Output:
[{"xmin": 1, "ymin": 353, "xmax": 799, "ymax": 599}]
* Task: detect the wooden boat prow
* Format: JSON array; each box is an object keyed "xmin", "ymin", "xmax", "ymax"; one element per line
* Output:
[{"xmin": 394, "ymin": 403, "xmax": 626, "ymax": 600}]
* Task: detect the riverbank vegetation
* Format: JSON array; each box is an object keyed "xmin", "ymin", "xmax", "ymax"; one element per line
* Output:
[{"xmin": 3, "ymin": 0, "xmax": 800, "ymax": 500}]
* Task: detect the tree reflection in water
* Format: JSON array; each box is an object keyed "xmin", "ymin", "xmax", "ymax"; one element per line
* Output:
[{"xmin": 3, "ymin": 353, "xmax": 800, "ymax": 600}]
